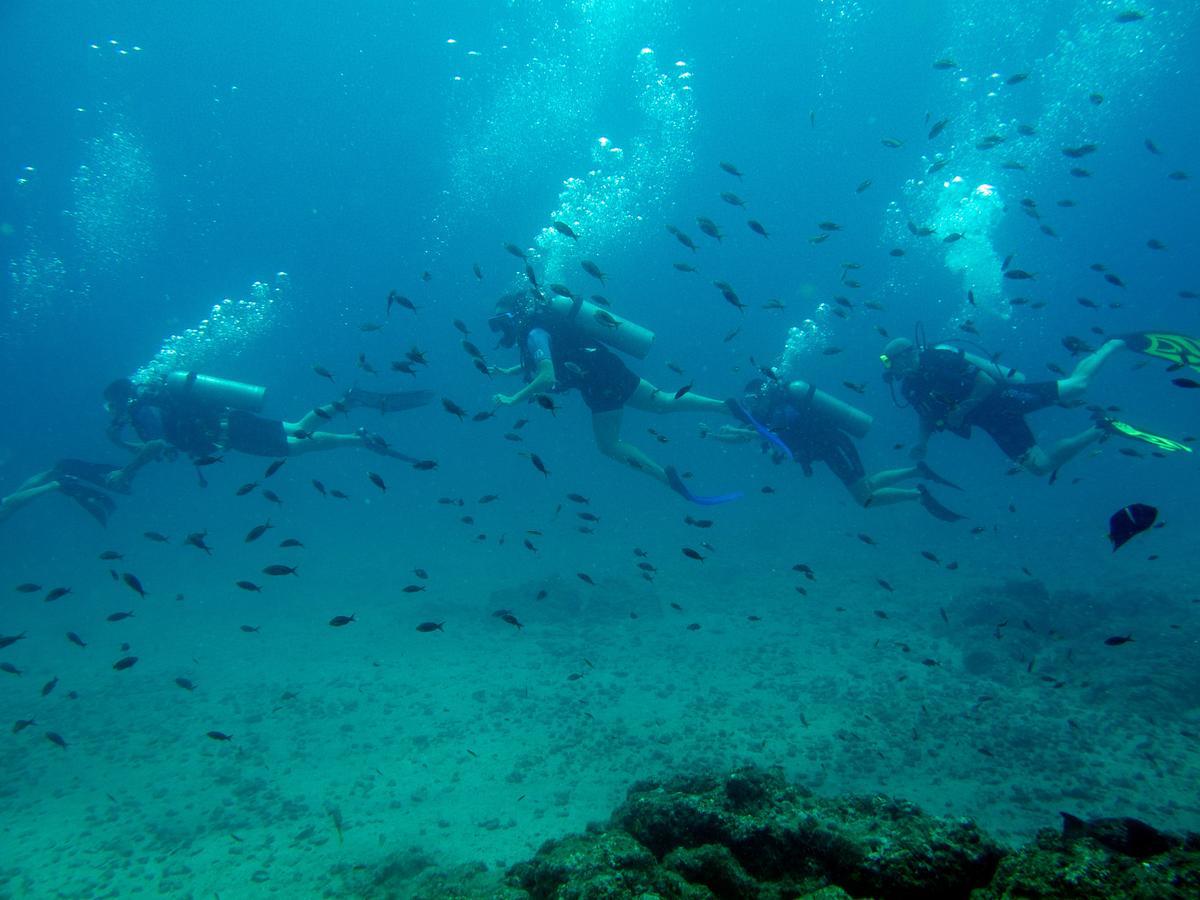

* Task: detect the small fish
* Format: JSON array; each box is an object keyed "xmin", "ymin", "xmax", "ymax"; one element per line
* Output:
[
  {"xmin": 503, "ymin": 242, "xmax": 527, "ymax": 260},
  {"xmin": 673, "ymin": 261, "xmax": 698, "ymax": 272},
  {"xmin": 118, "ymin": 575, "xmax": 150, "ymax": 603},
  {"xmin": 328, "ymin": 614, "xmax": 356, "ymax": 627},
  {"xmin": 932, "ymin": 58, "xmax": 958, "ymax": 70},
  {"xmin": 696, "ymin": 217, "xmax": 723, "ymax": 241},
  {"xmin": 262, "ymin": 489, "xmax": 283, "ymax": 506},
  {"xmin": 1004, "ymin": 269, "xmax": 1036, "ymax": 280},
  {"xmin": 928, "ymin": 118, "xmax": 950, "ymax": 139},
  {"xmin": 1104, "ymin": 635, "xmax": 1134, "ymax": 646},
  {"xmin": 245, "ymin": 521, "xmax": 273, "ymax": 543},
  {"xmin": 66, "ymin": 632, "xmax": 86, "ymax": 648},
  {"xmin": 416, "ymin": 621, "xmax": 444, "ymax": 632},
  {"xmin": 876, "ymin": 578, "xmax": 893, "ymax": 592},
  {"xmin": 262, "ymin": 565, "xmax": 298, "ymax": 577},
  {"xmin": 13, "ymin": 718, "xmax": 36, "ymax": 733},
  {"xmin": 577, "ymin": 573, "xmax": 596, "ymax": 586},
  {"xmin": 1006, "ymin": 72, "xmax": 1029, "ymax": 85},
  {"xmin": 240, "ymin": 625, "xmax": 260, "ymax": 634},
  {"xmin": 720, "ymin": 191, "xmax": 746, "ymax": 208},
  {"xmin": 856, "ymin": 179, "xmax": 873, "ymax": 193},
  {"xmin": 1115, "ymin": 11, "xmax": 1144, "ymax": 24},
  {"xmin": 46, "ymin": 732, "xmax": 68, "ymax": 750},
  {"xmin": 719, "ymin": 161, "xmax": 743, "ymax": 179},
  {"xmin": 552, "ymin": 221, "xmax": 579, "ymax": 241},
  {"xmin": 880, "ymin": 138, "xmax": 903, "ymax": 149},
  {"xmin": 368, "ymin": 472, "xmax": 387, "ymax": 493},
  {"xmin": 263, "ymin": 459, "xmax": 286, "ymax": 479},
  {"xmin": 112, "ymin": 656, "xmax": 138, "ymax": 671},
  {"xmin": 106, "ymin": 611, "xmax": 134, "ymax": 622},
  {"xmin": 857, "ymin": 533, "xmax": 876, "ymax": 546},
  {"xmin": 207, "ymin": 731, "xmax": 234, "ymax": 741},
  {"xmin": 412, "ymin": 459, "xmax": 438, "ymax": 471},
  {"xmin": 529, "ymin": 453, "xmax": 550, "ymax": 477},
  {"xmin": 681, "ymin": 547, "xmax": 705, "ymax": 562},
  {"xmin": 181, "ymin": 532, "xmax": 212, "ymax": 556},
  {"xmin": 920, "ymin": 551, "xmax": 941, "ymax": 565},
  {"xmin": 747, "ymin": 220, "xmax": 769, "ymax": 238},
  {"xmin": 235, "ymin": 581, "xmax": 262, "ymax": 593}
]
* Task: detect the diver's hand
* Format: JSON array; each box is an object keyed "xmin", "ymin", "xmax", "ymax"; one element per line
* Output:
[
  {"xmin": 493, "ymin": 393, "xmax": 516, "ymax": 407},
  {"xmin": 105, "ymin": 469, "xmax": 132, "ymax": 492}
]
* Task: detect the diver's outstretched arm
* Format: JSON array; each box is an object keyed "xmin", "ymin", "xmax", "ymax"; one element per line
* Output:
[{"xmin": 494, "ymin": 359, "xmax": 555, "ymax": 407}]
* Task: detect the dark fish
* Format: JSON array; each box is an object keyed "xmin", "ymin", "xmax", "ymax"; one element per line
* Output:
[
  {"xmin": 857, "ymin": 533, "xmax": 877, "ymax": 546},
  {"xmin": 413, "ymin": 568, "xmax": 429, "ymax": 579},
  {"xmin": 927, "ymin": 118, "xmax": 949, "ymax": 139},
  {"xmin": 262, "ymin": 489, "xmax": 283, "ymax": 506},
  {"xmin": 1104, "ymin": 273, "xmax": 1126, "ymax": 288},
  {"xmin": 696, "ymin": 217, "xmax": 723, "ymax": 241},
  {"xmin": 328, "ymin": 614, "xmax": 355, "ymax": 627},
  {"xmin": 503, "ymin": 242, "xmax": 527, "ymax": 260},
  {"xmin": 106, "ymin": 611, "xmax": 134, "ymax": 622},
  {"xmin": 13, "ymin": 718, "xmax": 36, "ymax": 733},
  {"xmin": 1063, "ymin": 144, "xmax": 1098, "ymax": 159},
  {"xmin": 263, "ymin": 565, "xmax": 298, "ymax": 577},
  {"xmin": 1104, "ymin": 635, "xmax": 1134, "ymax": 645},
  {"xmin": 856, "ymin": 179, "xmax": 873, "ymax": 193},
  {"xmin": 112, "ymin": 656, "xmax": 138, "ymax": 671},
  {"xmin": 46, "ymin": 732, "xmax": 68, "ymax": 749},
  {"xmin": 1115, "ymin": 11, "xmax": 1144, "ymax": 23},
  {"xmin": 236, "ymin": 581, "xmax": 262, "ymax": 593},
  {"xmin": 881, "ymin": 138, "xmax": 903, "ymax": 149},
  {"xmin": 1007, "ymin": 73, "xmax": 1029, "ymax": 84},
  {"xmin": 412, "ymin": 459, "xmax": 438, "ymax": 471},
  {"xmin": 245, "ymin": 521, "xmax": 273, "ymax": 543},
  {"xmin": 175, "ymin": 677, "xmax": 196, "ymax": 691},
  {"xmin": 0, "ymin": 632, "xmax": 26, "ymax": 649},
  {"xmin": 719, "ymin": 161, "xmax": 743, "ymax": 179},
  {"xmin": 681, "ymin": 547, "xmax": 705, "ymax": 562},
  {"xmin": 720, "ymin": 191, "xmax": 746, "ymax": 208},
  {"xmin": 747, "ymin": 220, "xmax": 769, "ymax": 237},
  {"xmin": 441, "ymin": 397, "xmax": 467, "ymax": 421},
  {"xmin": 0, "ymin": 662, "xmax": 22, "ymax": 675},
  {"xmin": 240, "ymin": 625, "xmax": 260, "ymax": 633},
  {"xmin": 1004, "ymin": 269, "xmax": 1036, "ymax": 280},
  {"xmin": 1172, "ymin": 378, "xmax": 1200, "ymax": 389},
  {"xmin": 120, "ymin": 572, "xmax": 147, "ymax": 598},
  {"xmin": 566, "ymin": 493, "xmax": 590, "ymax": 504},
  {"xmin": 143, "ymin": 531, "xmax": 170, "ymax": 543},
  {"xmin": 401, "ymin": 584, "xmax": 426, "ymax": 594},
  {"xmin": 14, "ymin": 583, "xmax": 41, "ymax": 593},
  {"xmin": 416, "ymin": 621, "xmax": 444, "ymax": 632},
  {"xmin": 500, "ymin": 614, "xmax": 523, "ymax": 630},
  {"xmin": 193, "ymin": 454, "xmax": 223, "ymax": 467},
  {"xmin": 207, "ymin": 731, "xmax": 234, "ymax": 741},
  {"xmin": 921, "ymin": 551, "xmax": 941, "ymax": 564},
  {"xmin": 552, "ymin": 221, "xmax": 579, "ymax": 240},
  {"xmin": 183, "ymin": 531, "xmax": 212, "ymax": 555},
  {"xmin": 235, "ymin": 482, "xmax": 258, "ymax": 497},
  {"xmin": 529, "ymin": 453, "xmax": 549, "ymax": 477},
  {"xmin": 1108, "ymin": 503, "xmax": 1157, "ymax": 551},
  {"xmin": 66, "ymin": 632, "xmax": 86, "ymax": 648},
  {"xmin": 577, "ymin": 573, "xmax": 596, "ymax": 586},
  {"xmin": 534, "ymin": 394, "xmax": 558, "ymax": 416},
  {"xmin": 932, "ymin": 58, "xmax": 958, "ymax": 70},
  {"xmin": 368, "ymin": 472, "xmax": 387, "ymax": 493},
  {"xmin": 876, "ymin": 578, "xmax": 893, "ymax": 592},
  {"xmin": 263, "ymin": 459, "xmax": 286, "ymax": 479}
]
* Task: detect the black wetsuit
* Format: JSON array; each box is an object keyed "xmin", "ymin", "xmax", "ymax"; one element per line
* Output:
[
  {"xmin": 520, "ymin": 321, "xmax": 639, "ymax": 413},
  {"xmin": 752, "ymin": 387, "xmax": 865, "ymax": 487},
  {"xmin": 126, "ymin": 392, "xmax": 288, "ymax": 458},
  {"xmin": 901, "ymin": 348, "xmax": 1061, "ymax": 460}
]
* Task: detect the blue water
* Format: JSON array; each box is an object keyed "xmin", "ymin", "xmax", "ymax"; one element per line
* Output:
[{"xmin": 2, "ymin": 1, "xmax": 1199, "ymax": 895}]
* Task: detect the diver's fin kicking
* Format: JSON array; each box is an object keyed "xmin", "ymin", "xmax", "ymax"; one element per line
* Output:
[
  {"xmin": 916, "ymin": 460, "xmax": 962, "ymax": 491},
  {"xmin": 725, "ymin": 398, "xmax": 794, "ymax": 461},
  {"xmin": 917, "ymin": 484, "xmax": 965, "ymax": 522},
  {"xmin": 52, "ymin": 459, "xmax": 129, "ymax": 494},
  {"xmin": 666, "ymin": 465, "xmax": 743, "ymax": 506},
  {"xmin": 1118, "ymin": 331, "xmax": 1200, "ymax": 374},
  {"xmin": 344, "ymin": 387, "xmax": 434, "ymax": 414},
  {"xmin": 1095, "ymin": 415, "xmax": 1193, "ymax": 454},
  {"xmin": 58, "ymin": 477, "xmax": 116, "ymax": 526}
]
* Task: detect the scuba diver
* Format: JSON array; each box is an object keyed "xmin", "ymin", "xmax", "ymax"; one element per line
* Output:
[
  {"xmin": 705, "ymin": 377, "xmax": 964, "ymax": 521},
  {"xmin": 102, "ymin": 372, "xmax": 432, "ymax": 490},
  {"xmin": 0, "ymin": 459, "xmax": 127, "ymax": 526},
  {"xmin": 879, "ymin": 331, "xmax": 1128, "ymax": 476},
  {"xmin": 487, "ymin": 289, "xmax": 741, "ymax": 504}
]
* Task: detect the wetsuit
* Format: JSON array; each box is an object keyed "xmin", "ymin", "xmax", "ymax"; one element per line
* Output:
[
  {"xmin": 126, "ymin": 392, "xmax": 288, "ymax": 458},
  {"xmin": 752, "ymin": 387, "xmax": 865, "ymax": 487},
  {"xmin": 520, "ymin": 322, "xmax": 639, "ymax": 413},
  {"xmin": 901, "ymin": 348, "xmax": 1061, "ymax": 460}
]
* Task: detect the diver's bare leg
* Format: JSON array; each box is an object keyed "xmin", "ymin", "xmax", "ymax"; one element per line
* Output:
[
  {"xmin": 0, "ymin": 479, "xmax": 62, "ymax": 524},
  {"xmin": 626, "ymin": 380, "xmax": 728, "ymax": 415},
  {"xmin": 1021, "ymin": 427, "xmax": 1103, "ymax": 475},
  {"xmin": 591, "ymin": 409, "xmax": 668, "ymax": 484},
  {"xmin": 1058, "ymin": 339, "xmax": 1126, "ymax": 403}
]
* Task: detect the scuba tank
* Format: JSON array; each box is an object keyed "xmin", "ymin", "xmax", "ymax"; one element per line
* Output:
[
  {"xmin": 789, "ymin": 380, "xmax": 873, "ymax": 438},
  {"xmin": 166, "ymin": 371, "xmax": 266, "ymax": 412},
  {"xmin": 543, "ymin": 295, "xmax": 655, "ymax": 359}
]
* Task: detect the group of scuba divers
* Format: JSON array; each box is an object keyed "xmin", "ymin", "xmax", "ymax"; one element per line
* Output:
[{"xmin": 1, "ymin": 284, "xmax": 1190, "ymax": 527}]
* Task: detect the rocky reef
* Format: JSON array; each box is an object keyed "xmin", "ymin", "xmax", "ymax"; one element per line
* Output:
[{"xmin": 344, "ymin": 766, "xmax": 1200, "ymax": 898}]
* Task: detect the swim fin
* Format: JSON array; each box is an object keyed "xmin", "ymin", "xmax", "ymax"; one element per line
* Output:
[
  {"xmin": 52, "ymin": 459, "xmax": 129, "ymax": 494},
  {"xmin": 59, "ymin": 476, "xmax": 116, "ymax": 526},
  {"xmin": 1095, "ymin": 416, "xmax": 1192, "ymax": 453},
  {"xmin": 725, "ymin": 398, "xmax": 794, "ymax": 461},
  {"xmin": 1118, "ymin": 331, "xmax": 1200, "ymax": 374},
  {"xmin": 665, "ymin": 465, "xmax": 743, "ymax": 506},
  {"xmin": 917, "ymin": 484, "xmax": 965, "ymax": 522},
  {"xmin": 345, "ymin": 388, "xmax": 434, "ymax": 414},
  {"xmin": 916, "ymin": 460, "xmax": 963, "ymax": 491}
]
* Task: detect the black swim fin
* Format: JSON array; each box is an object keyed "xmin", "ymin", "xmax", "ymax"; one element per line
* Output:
[
  {"xmin": 917, "ymin": 484, "xmax": 964, "ymax": 522},
  {"xmin": 52, "ymin": 459, "xmax": 129, "ymax": 494},
  {"xmin": 916, "ymin": 461, "xmax": 963, "ymax": 491},
  {"xmin": 59, "ymin": 477, "xmax": 116, "ymax": 526},
  {"xmin": 345, "ymin": 388, "xmax": 434, "ymax": 414}
]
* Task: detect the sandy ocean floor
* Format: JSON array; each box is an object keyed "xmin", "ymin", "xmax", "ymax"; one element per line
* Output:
[{"xmin": 2, "ymin": 447, "xmax": 1198, "ymax": 898}]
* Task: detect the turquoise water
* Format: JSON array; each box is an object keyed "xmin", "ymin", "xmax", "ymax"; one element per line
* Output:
[{"xmin": 2, "ymin": 1, "xmax": 1199, "ymax": 895}]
